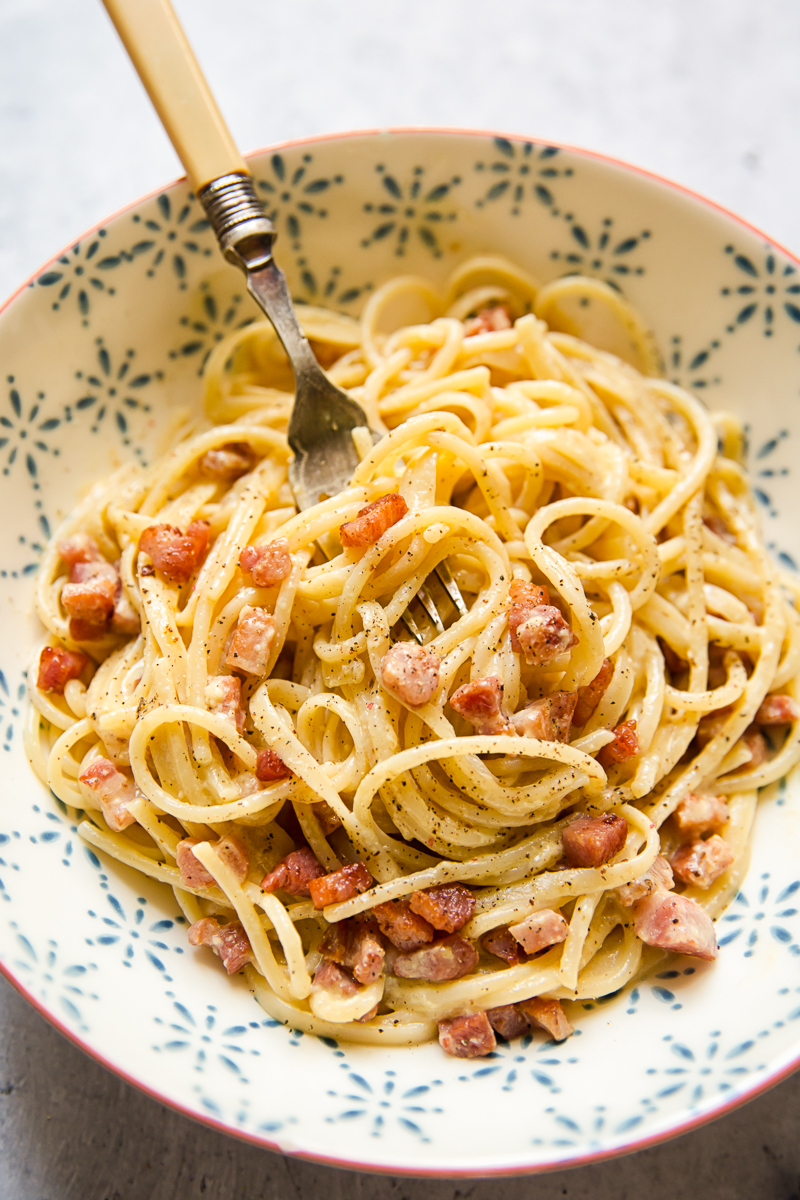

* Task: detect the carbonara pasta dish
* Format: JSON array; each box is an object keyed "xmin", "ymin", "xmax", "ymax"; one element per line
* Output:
[{"xmin": 27, "ymin": 258, "xmax": 800, "ymax": 1059}]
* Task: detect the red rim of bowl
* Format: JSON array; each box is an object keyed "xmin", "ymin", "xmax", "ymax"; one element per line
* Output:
[{"xmin": 2, "ymin": 125, "xmax": 799, "ymax": 1178}]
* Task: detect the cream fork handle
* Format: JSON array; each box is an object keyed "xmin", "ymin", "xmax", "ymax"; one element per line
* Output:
[{"xmin": 102, "ymin": 0, "xmax": 246, "ymax": 189}]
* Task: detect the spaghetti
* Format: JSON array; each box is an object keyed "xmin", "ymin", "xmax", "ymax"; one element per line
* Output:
[{"xmin": 27, "ymin": 258, "xmax": 800, "ymax": 1057}]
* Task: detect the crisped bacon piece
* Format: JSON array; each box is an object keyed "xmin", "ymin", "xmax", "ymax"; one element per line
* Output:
[
  {"xmin": 225, "ymin": 605, "xmax": 275, "ymax": 676},
  {"xmin": 508, "ymin": 579, "xmax": 550, "ymax": 652},
  {"xmin": 517, "ymin": 997, "xmax": 573, "ymax": 1042},
  {"xmin": 633, "ymin": 890, "xmax": 717, "ymax": 960},
  {"xmin": 512, "ymin": 691, "xmax": 577, "ymax": 743},
  {"xmin": 78, "ymin": 757, "xmax": 136, "ymax": 832},
  {"xmin": 199, "ymin": 441, "xmax": 255, "ymax": 481},
  {"xmin": 409, "ymin": 883, "xmax": 475, "ymax": 933},
  {"xmin": 438, "ymin": 1011, "xmax": 496, "ymax": 1058},
  {"xmin": 615, "ymin": 855, "xmax": 674, "ymax": 907},
  {"xmin": 176, "ymin": 835, "xmax": 249, "ymax": 889},
  {"xmin": 562, "ymin": 813, "xmax": 628, "ymax": 868},
  {"xmin": 239, "ymin": 538, "xmax": 293, "ymax": 587},
  {"xmin": 487, "ymin": 1005, "xmax": 530, "ymax": 1042},
  {"xmin": 393, "ymin": 934, "xmax": 478, "ymax": 981},
  {"xmin": 573, "ymin": 658, "xmax": 615, "ymax": 727},
  {"xmin": 205, "ymin": 675, "xmax": 245, "ymax": 733},
  {"xmin": 37, "ymin": 645, "xmax": 89, "ymax": 693},
  {"xmin": 755, "ymin": 693, "xmax": 800, "ymax": 726},
  {"xmin": 313, "ymin": 958, "xmax": 359, "ymax": 996},
  {"xmin": 61, "ymin": 559, "xmax": 118, "ymax": 631},
  {"xmin": 450, "ymin": 675, "xmax": 513, "ymax": 735},
  {"xmin": 380, "ymin": 642, "xmax": 440, "ymax": 707},
  {"xmin": 255, "ymin": 748, "xmax": 293, "ymax": 782},
  {"xmin": 464, "ymin": 304, "xmax": 513, "ymax": 336},
  {"xmin": 320, "ymin": 916, "xmax": 385, "ymax": 986},
  {"xmin": 139, "ymin": 520, "xmax": 210, "ymax": 583},
  {"xmin": 672, "ymin": 835, "xmax": 734, "ymax": 890},
  {"xmin": 57, "ymin": 532, "xmax": 102, "ymax": 567},
  {"xmin": 373, "ymin": 898, "xmax": 435, "ymax": 951},
  {"xmin": 308, "ymin": 861, "xmax": 374, "ymax": 909},
  {"xmin": 515, "ymin": 606, "xmax": 578, "ymax": 668},
  {"xmin": 260, "ymin": 847, "xmax": 325, "ymax": 896},
  {"xmin": 597, "ymin": 719, "xmax": 638, "ymax": 768},
  {"xmin": 481, "ymin": 926, "xmax": 521, "ymax": 966},
  {"xmin": 509, "ymin": 908, "xmax": 568, "ymax": 955},
  {"xmin": 673, "ymin": 793, "xmax": 729, "ymax": 840},
  {"xmin": 339, "ymin": 493, "xmax": 408, "ymax": 548},
  {"xmin": 111, "ymin": 588, "xmax": 140, "ymax": 636},
  {"xmin": 187, "ymin": 918, "xmax": 252, "ymax": 974}
]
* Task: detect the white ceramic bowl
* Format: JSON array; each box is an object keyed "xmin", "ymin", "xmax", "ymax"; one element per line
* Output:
[{"xmin": 2, "ymin": 129, "xmax": 800, "ymax": 1177}]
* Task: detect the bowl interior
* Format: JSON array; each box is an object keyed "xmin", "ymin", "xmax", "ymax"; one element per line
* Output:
[{"xmin": 2, "ymin": 129, "xmax": 800, "ymax": 1175}]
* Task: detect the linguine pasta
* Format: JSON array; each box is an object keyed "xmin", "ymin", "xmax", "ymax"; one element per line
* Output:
[{"xmin": 26, "ymin": 258, "xmax": 800, "ymax": 1057}]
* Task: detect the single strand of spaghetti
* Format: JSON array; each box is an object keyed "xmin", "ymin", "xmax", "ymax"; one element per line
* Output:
[
  {"xmin": 771, "ymin": 601, "xmax": 800, "ymax": 690},
  {"xmin": 378, "ymin": 367, "xmax": 492, "ymax": 420},
  {"xmin": 137, "ymin": 575, "xmax": 188, "ymax": 698},
  {"xmin": 411, "ymin": 391, "xmax": 494, "ymax": 442},
  {"xmin": 641, "ymin": 384, "xmax": 717, "ymax": 535},
  {"xmin": 705, "ymin": 616, "xmax": 764, "ymax": 653},
  {"xmin": 558, "ymin": 894, "xmax": 600, "ymax": 991},
  {"xmin": 665, "ymin": 652, "xmax": 748, "ymax": 712},
  {"xmin": 360, "ymin": 275, "xmax": 441, "ymax": 369},
  {"xmin": 599, "ymin": 581, "xmax": 633, "ymax": 657},
  {"xmin": 257, "ymin": 889, "xmax": 314, "ymax": 1001},
  {"xmin": 47, "ymin": 719, "xmax": 96, "ymax": 807},
  {"xmin": 125, "ymin": 797, "xmax": 181, "ymax": 858},
  {"xmin": 191, "ymin": 841, "xmax": 294, "ymax": 1001}
]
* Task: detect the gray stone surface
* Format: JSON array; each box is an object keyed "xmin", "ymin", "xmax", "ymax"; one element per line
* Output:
[{"xmin": 2, "ymin": 0, "xmax": 800, "ymax": 1194}]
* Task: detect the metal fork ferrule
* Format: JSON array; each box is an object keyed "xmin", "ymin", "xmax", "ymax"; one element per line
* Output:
[{"xmin": 198, "ymin": 172, "xmax": 276, "ymax": 269}]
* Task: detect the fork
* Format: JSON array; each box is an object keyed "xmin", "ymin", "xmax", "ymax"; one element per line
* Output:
[{"xmin": 102, "ymin": 0, "xmax": 466, "ymax": 641}]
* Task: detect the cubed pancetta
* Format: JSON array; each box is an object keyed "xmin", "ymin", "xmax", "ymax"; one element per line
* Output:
[
  {"xmin": 61, "ymin": 559, "xmax": 118, "ymax": 634},
  {"xmin": 373, "ymin": 898, "xmax": 435, "ymax": 951},
  {"xmin": 255, "ymin": 748, "xmax": 293, "ymax": 782},
  {"xmin": 36, "ymin": 645, "xmax": 89, "ymax": 694},
  {"xmin": 320, "ymin": 916, "xmax": 385, "ymax": 986},
  {"xmin": 308, "ymin": 861, "xmax": 374, "ymax": 909},
  {"xmin": 438, "ymin": 1011, "xmax": 496, "ymax": 1058},
  {"xmin": 199, "ymin": 441, "xmax": 256, "ymax": 481},
  {"xmin": 671, "ymin": 835, "xmax": 734, "ymax": 890},
  {"xmin": 516, "ymin": 606, "xmax": 578, "ymax": 667},
  {"xmin": 463, "ymin": 304, "xmax": 512, "ymax": 336},
  {"xmin": 78, "ymin": 757, "xmax": 137, "ymax": 832},
  {"xmin": 260, "ymin": 847, "xmax": 325, "ymax": 896},
  {"xmin": 205, "ymin": 675, "xmax": 245, "ymax": 733},
  {"xmin": 225, "ymin": 606, "xmax": 275, "ymax": 676},
  {"xmin": 487, "ymin": 1005, "xmax": 530, "ymax": 1041},
  {"xmin": 187, "ymin": 918, "xmax": 252, "ymax": 974},
  {"xmin": 673, "ymin": 793, "xmax": 729, "ymax": 840},
  {"xmin": 139, "ymin": 520, "xmax": 210, "ymax": 583},
  {"xmin": 481, "ymin": 926, "xmax": 521, "ymax": 966},
  {"xmin": 573, "ymin": 658, "xmax": 615, "ymax": 727},
  {"xmin": 597, "ymin": 719, "xmax": 639, "ymax": 768},
  {"xmin": 512, "ymin": 691, "xmax": 577, "ymax": 742},
  {"xmin": 57, "ymin": 533, "xmax": 102, "ymax": 567},
  {"xmin": 380, "ymin": 642, "xmax": 440, "ymax": 707},
  {"xmin": 562, "ymin": 813, "xmax": 628, "ymax": 868},
  {"xmin": 508, "ymin": 579, "xmax": 550, "ymax": 651},
  {"xmin": 408, "ymin": 883, "xmax": 475, "ymax": 933},
  {"xmin": 755, "ymin": 694, "xmax": 800, "ymax": 726},
  {"xmin": 339, "ymin": 493, "xmax": 408, "ymax": 548},
  {"xmin": 239, "ymin": 538, "xmax": 293, "ymax": 587},
  {"xmin": 509, "ymin": 908, "xmax": 569, "ymax": 955},
  {"xmin": 633, "ymin": 890, "xmax": 717, "ymax": 960},
  {"xmin": 615, "ymin": 854, "xmax": 674, "ymax": 907},
  {"xmin": 176, "ymin": 835, "xmax": 249, "ymax": 889},
  {"xmin": 393, "ymin": 935, "xmax": 478, "ymax": 981},
  {"xmin": 313, "ymin": 958, "xmax": 359, "ymax": 997},
  {"xmin": 517, "ymin": 997, "xmax": 573, "ymax": 1041},
  {"xmin": 450, "ymin": 675, "xmax": 514, "ymax": 735}
]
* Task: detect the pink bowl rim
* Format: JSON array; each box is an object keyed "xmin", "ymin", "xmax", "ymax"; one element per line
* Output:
[{"xmin": 2, "ymin": 124, "xmax": 799, "ymax": 1178}]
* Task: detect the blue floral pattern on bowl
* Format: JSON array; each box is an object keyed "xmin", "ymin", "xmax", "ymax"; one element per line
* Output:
[{"xmin": 1, "ymin": 130, "xmax": 800, "ymax": 1176}]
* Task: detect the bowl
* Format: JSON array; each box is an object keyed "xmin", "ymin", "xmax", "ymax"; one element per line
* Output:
[{"xmin": 2, "ymin": 128, "xmax": 800, "ymax": 1177}]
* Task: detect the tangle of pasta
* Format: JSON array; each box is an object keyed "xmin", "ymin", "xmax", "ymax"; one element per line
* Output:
[{"xmin": 27, "ymin": 257, "xmax": 800, "ymax": 1058}]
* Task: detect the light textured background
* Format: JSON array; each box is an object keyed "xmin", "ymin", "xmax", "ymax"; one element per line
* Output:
[{"xmin": 2, "ymin": 1, "xmax": 800, "ymax": 1196}]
